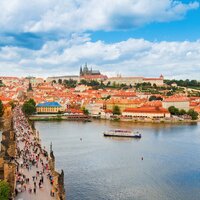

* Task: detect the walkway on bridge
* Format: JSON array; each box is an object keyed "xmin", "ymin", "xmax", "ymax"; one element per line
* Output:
[{"xmin": 13, "ymin": 106, "xmax": 56, "ymax": 200}]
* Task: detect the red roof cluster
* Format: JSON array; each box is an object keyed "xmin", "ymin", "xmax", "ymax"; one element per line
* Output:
[
  {"xmin": 163, "ymin": 96, "xmax": 189, "ymax": 102},
  {"xmin": 124, "ymin": 106, "xmax": 169, "ymax": 114}
]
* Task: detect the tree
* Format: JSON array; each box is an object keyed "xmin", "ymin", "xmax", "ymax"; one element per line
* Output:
[
  {"xmin": 106, "ymin": 81, "xmax": 111, "ymax": 87},
  {"xmin": 0, "ymin": 100, "xmax": 3, "ymax": 117},
  {"xmin": 80, "ymin": 79, "xmax": 88, "ymax": 85},
  {"xmin": 112, "ymin": 81, "xmax": 116, "ymax": 88},
  {"xmin": 27, "ymin": 98, "xmax": 36, "ymax": 107},
  {"xmin": 157, "ymin": 97, "xmax": 163, "ymax": 101},
  {"xmin": 63, "ymin": 79, "xmax": 77, "ymax": 88},
  {"xmin": 0, "ymin": 180, "xmax": 10, "ymax": 200},
  {"xmin": 187, "ymin": 109, "xmax": 198, "ymax": 120},
  {"xmin": 22, "ymin": 103, "xmax": 36, "ymax": 115},
  {"xmin": 0, "ymin": 80, "xmax": 4, "ymax": 87},
  {"xmin": 166, "ymin": 91, "xmax": 173, "ymax": 96},
  {"xmin": 113, "ymin": 105, "xmax": 121, "ymax": 115},
  {"xmin": 149, "ymin": 96, "xmax": 157, "ymax": 101},
  {"xmin": 179, "ymin": 109, "xmax": 187, "ymax": 115},
  {"xmin": 58, "ymin": 79, "xmax": 62, "ymax": 84},
  {"xmin": 149, "ymin": 96, "xmax": 163, "ymax": 101},
  {"xmin": 22, "ymin": 99, "xmax": 36, "ymax": 115},
  {"xmin": 168, "ymin": 106, "xmax": 179, "ymax": 115},
  {"xmin": 82, "ymin": 107, "xmax": 89, "ymax": 115},
  {"xmin": 153, "ymin": 83, "xmax": 157, "ymax": 88}
]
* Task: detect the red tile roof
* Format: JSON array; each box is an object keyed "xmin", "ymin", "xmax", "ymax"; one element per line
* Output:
[
  {"xmin": 163, "ymin": 96, "xmax": 189, "ymax": 102},
  {"xmin": 124, "ymin": 106, "xmax": 169, "ymax": 114}
]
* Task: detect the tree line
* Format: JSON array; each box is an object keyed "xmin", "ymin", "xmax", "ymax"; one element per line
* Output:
[
  {"xmin": 165, "ymin": 79, "xmax": 200, "ymax": 87},
  {"xmin": 168, "ymin": 106, "xmax": 198, "ymax": 120},
  {"xmin": 53, "ymin": 78, "xmax": 133, "ymax": 90}
]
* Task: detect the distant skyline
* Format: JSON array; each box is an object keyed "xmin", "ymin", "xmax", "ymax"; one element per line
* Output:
[{"xmin": 0, "ymin": 0, "xmax": 200, "ymax": 79}]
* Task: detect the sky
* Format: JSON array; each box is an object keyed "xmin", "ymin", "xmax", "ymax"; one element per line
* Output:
[{"xmin": 0, "ymin": 0, "xmax": 200, "ymax": 79}]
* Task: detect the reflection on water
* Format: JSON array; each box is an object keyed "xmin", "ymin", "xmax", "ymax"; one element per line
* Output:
[
  {"xmin": 35, "ymin": 120, "xmax": 200, "ymax": 200},
  {"xmin": 104, "ymin": 137, "xmax": 140, "ymax": 142}
]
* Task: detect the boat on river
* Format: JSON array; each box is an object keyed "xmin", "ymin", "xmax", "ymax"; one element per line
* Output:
[{"xmin": 103, "ymin": 129, "xmax": 141, "ymax": 138}]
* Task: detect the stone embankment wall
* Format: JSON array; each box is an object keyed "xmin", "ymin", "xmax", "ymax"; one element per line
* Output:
[
  {"xmin": 0, "ymin": 106, "xmax": 16, "ymax": 199},
  {"xmin": 49, "ymin": 150, "xmax": 66, "ymax": 200},
  {"xmin": 0, "ymin": 107, "xmax": 66, "ymax": 199}
]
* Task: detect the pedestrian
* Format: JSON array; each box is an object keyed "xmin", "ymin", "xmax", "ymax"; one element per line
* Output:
[
  {"xmin": 41, "ymin": 176, "xmax": 44, "ymax": 184},
  {"xmin": 51, "ymin": 189, "xmax": 55, "ymax": 197},
  {"xmin": 15, "ymin": 188, "xmax": 18, "ymax": 196}
]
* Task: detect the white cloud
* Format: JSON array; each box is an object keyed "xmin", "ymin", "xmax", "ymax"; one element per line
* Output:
[
  {"xmin": 0, "ymin": 36, "xmax": 200, "ymax": 79},
  {"xmin": 0, "ymin": 0, "xmax": 198, "ymax": 33},
  {"xmin": 0, "ymin": 1, "xmax": 199, "ymax": 79}
]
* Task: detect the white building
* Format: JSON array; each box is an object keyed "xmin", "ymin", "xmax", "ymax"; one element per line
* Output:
[
  {"xmin": 162, "ymin": 97, "xmax": 190, "ymax": 111},
  {"xmin": 104, "ymin": 75, "xmax": 164, "ymax": 86},
  {"xmin": 85, "ymin": 102, "xmax": 104, "ymax": 117},
  {"xmin": 122, "ymin": 107, "xmax": 170, "ymax": 119}
]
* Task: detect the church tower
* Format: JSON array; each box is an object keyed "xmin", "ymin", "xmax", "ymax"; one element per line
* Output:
[
  {"xmin": 80, "ymin": 66, "xmax": 83, "ymax": 76},
  {"xmin": 27, "ymin": 81, "xmax": 33, "ymax": 99},
  {"xmin": 83, "ymin": 63, "xmax": 89, "ymax": 75},
  {"xmin": 27, "ymin": 82, "xmax": 33, "ymax": 92}
]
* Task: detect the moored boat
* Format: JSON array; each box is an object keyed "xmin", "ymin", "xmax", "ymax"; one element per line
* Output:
[{"xmin": 103, "ymin": 129, "xmax": 141, "ymax": 138}]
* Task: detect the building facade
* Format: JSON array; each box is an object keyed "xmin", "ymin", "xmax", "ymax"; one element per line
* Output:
[
  {"xmin": 162, "ymin": 97, "xmax": 190, "ymax": 111},
  {"xmin": 122, "ymin": 107, "xmax": 170, "ymax": 119},
  {"xmin": 104, "ymin": 75, "xmax": 164, "ymax": 86},
  {"xmin": 36, "ymin": 102, "xmax": 64, "ymax": 113}
]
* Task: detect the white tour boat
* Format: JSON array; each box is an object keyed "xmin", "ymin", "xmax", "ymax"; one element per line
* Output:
[{"xmin": 103, "ymin": 129, "xmax": 141, "ymax": 138}]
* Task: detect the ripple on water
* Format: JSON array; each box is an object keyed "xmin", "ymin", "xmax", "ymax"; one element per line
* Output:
[{"xmin": 35, "ymin": 121, "xmax": 200, "ymax": 200}]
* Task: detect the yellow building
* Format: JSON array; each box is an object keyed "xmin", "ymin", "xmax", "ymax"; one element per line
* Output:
[
  {"xmin": 36, "ymin": 102, "xmax": 63, "ymax": 113},
  {"xmin": 105, "ymin": 99, "xmax": 146, "ymax": 112}
]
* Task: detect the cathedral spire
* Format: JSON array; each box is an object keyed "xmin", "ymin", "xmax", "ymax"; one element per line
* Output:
[{"xmin": 80, "ymin": 66, "xmax": 83, "ymax": 76}]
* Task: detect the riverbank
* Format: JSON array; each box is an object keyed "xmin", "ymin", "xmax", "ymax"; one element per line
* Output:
[
  {"xmin": 29, "ymin": 114, "xmax": 91, "ymax": 122},
  {"xmin": 115, "ymin": 117, "xmax": 199, "ymax": 124},
  {"xmin": 29, "ymin": 114, "xmax": 199, "ymax": 124}
]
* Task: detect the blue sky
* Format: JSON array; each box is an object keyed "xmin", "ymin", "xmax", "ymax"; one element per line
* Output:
[
  {"xmin": 91, "ymin": 1, "xmax": 200, "ymax": 43},
  {"xmin": 0, "ymin": 0, "xmax": 200, "ymax": 78}
]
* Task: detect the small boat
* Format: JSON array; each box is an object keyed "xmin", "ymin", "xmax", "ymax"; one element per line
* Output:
[
  {"xmin": 103, "ymin": 129, "xmax": 141, "ymax": 138},
  {"xmin": 83, "ymin": 119, "xmax": 92, "ymax": 122}
]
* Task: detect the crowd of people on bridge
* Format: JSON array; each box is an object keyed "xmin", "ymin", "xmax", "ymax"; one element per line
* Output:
[{"xmin": 13, "ymin": 106, "xmax": 55, "ymax": 198}]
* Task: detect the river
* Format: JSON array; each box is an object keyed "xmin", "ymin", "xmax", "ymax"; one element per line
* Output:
[{"xmin": 35, "ymin": 120, "xmax": 200, "ymax": 200}]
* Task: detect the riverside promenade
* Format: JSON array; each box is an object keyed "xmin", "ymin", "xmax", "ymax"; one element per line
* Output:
[{"xmin": 13, "ymin": 106, "xmax": 58, "ymax": 200}]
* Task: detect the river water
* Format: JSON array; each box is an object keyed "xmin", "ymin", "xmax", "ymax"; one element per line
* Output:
[{"xmin": 35, "ymin": 120, "xmax": 200, "ymax": 200}]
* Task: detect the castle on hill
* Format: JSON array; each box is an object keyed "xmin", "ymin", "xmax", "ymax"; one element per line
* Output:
[
  {"xmin": 46, "ymin": 63, "xmax": 164, "ymax": 86},
  {"xmin": 80, "ymin": 63, "xmax": 101, "ymax": 76}
]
